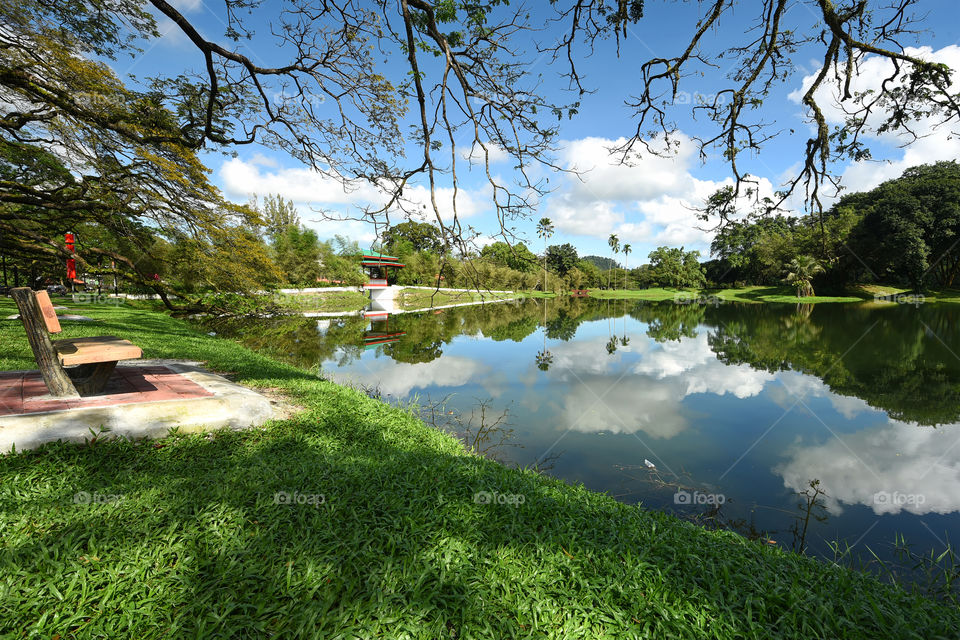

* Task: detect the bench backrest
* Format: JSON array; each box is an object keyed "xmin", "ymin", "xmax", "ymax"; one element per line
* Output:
[
  {"xmin": 10, "ymin": 287, "xmax": 78, "ymax": 397},
  {"xmin": 34, "ymin": 290, "xmax": 62, "ymax": 333}
]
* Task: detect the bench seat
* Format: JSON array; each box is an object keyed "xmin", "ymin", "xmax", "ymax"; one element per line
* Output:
[
  {"xmin": 53, "ymin": 336, "xmax": 143, "ymax": 366},
  {"xmin": 11, "ymin": 287, "xmax": 143, "ymax": 397}
]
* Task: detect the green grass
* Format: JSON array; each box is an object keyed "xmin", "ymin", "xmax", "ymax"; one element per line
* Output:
[
  {"xmin": 586, "ymin": 285, "xmax": 960, "ymax": 304},
  {"xmin": 713, "ymin": 286, "xmax": 866, "ymax": 304},
  {"xmin": 396, "ymin": 287, "xmax": 515, "ymax": 310},
  {"xmin": 274, "ymin": 289, "xmax": 370, "ymax": 313},
  {"xmin": 1, "ymin": 298, "xmax": 958, "ymax": 638},
  {"xmin": 586, "ymin": 285, "xmax": 863, "ymax": 303}
]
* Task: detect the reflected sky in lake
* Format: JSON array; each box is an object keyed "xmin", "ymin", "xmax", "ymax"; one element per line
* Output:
[{"xmin": 214, "ymin": 298, "xmax": 960, "ymax": 568}]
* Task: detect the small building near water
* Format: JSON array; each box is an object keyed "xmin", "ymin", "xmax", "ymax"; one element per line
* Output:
[{"xmin": 361, "ymin": 250, "xmax": 405, "ymax": 310}]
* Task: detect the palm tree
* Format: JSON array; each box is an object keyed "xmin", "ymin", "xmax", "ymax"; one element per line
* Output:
[
  {"xmin": 535, "ymin": 349, "xmax": 554, "ymax": 371},
  {"xmin": 536, "ymin": 298, "xmax": 552, "ymax": 370},
  {"xmin": 783, "ymin": 255, "xmax": 824, "ymax": 298},
  {"xmin": 622, "ymin": 244, "xmax": 632, "ymax": 290},
  {"xmin": 605, "ymin": 335, "xmax": 618, "ymax": 355},
  {"xmin": 536, "ymin": 217, "xmax": 554, "ymax": 293},
  {"xmin": 620, "ymin": 297, "xmax": 630, "ymax": 347},
  {"xmin": 607, "ymin": 233, "xmax": 619, "ymax": 289}
]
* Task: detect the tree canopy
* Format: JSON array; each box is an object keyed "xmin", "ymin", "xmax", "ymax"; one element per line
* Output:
[
  {"xmin": 480, "ymin": 241, "xmax": 538, "ymax": 273},
  {"xmin": 382, "ymin": 222, "xmax": 444, "ymax": 256},
  {"xmin": 845, "ymin": 161, "xmax": 960, "ymax": 289},
  {"xmin": 545, "ymin": 243, "xmax": 580, "ymax": 277},
  {"xmin": 647, "ymin": 246, "xmax": 706, "ymax": 289}
]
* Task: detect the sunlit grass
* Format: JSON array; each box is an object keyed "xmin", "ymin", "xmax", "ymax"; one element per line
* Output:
[
  {"xmin": 396, "ymin": 287, "xmax": 515, "ymax": 310},
  {"xmin": 274, "ymin": 289, "xmax": 370, "ymax": 313},
  {"xmin": 587, "ymin": 284, "xmax": 960, "ymax": 304},
  {"xmin": 0, "ymin": 299, "xmax": 958, "ymax": 637}
]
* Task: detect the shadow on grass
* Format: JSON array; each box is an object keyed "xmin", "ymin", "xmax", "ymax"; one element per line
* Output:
[
  {"xmin": 721, "ymin": 286, "xmax": 783, "ymax": 302},
  {"xmin": 1, "ymin": 400, "xmax": 956, "ymax": 639},
  {"xmin": 1, "ymin": 308, "xmax": 323, "ymax": 388}
]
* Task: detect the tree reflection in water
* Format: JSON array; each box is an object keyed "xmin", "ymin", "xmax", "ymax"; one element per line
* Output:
[{"xmin": 208, "ymin": 297, "xmax": 960, "ymax": 426}]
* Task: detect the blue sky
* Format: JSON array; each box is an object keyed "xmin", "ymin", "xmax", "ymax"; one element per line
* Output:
[{"xmin": 115, "ymin": 0, "xmax": 960, "ymax": 262}]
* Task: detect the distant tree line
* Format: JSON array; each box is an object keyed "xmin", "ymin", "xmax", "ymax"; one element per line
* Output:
[
  {"xmin": 10, "ymin": 162, "xmax": 957, "ymax": 301},
  {"xmin": 705, "ymin": 161, "xmax": 960, "ymax": 293}
]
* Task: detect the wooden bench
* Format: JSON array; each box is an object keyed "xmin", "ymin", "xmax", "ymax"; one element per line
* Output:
[{"xmin": 11, "ymin": 287, "xmax": 142, "ymax": 397}]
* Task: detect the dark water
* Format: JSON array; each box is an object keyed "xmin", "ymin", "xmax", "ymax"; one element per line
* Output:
[{"xmin": 210, "ymin": 297, "xmax": 960, "ymax": 579}]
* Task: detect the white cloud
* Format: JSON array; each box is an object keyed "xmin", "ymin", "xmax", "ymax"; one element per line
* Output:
[
  {"xmin": 560, "ymin": 136, "xmax": 696, "ymax": 203},
  {"xmin": 221, "ymin": 157, "xmax": 491, "ymax": 220},
  {"xmin": 560, "ymin": 376, "xmax": 692, "ymax": 439},
  {"xmin": 766, "ymin": 371, "xmax": 875, "ymax": 420},
  {"xmin": 684, "ymin": 359, "xmax": 774, "ymax": 399},
  {"xmin": 471, "ymin": 235, "xmax": 500, "ymax": 249},
  {"xmin": 332, "ymin": 355, "xmax": 490, "ymax": 398},
  {"xmin": 246, "ymin": 153, "xmax": 280, "ymax": 169},
  {"xmin": 777, "ymin": 419, "xmax": 960, "ymax": 516},
  {"xmin": 549, "ymin": 332, "xmax": 772, "ymax": 439},
  {"xmin": 169, "ymin": 0, "xmax": 204, "ymax": 10},
  {"xmin": 220, "ymin": 158, "xmax": 381, "ymax": 206},
  {"xmin": 544, "ymin": 135, "xmax": 775, "ymax": 253},
  {"xmin": 147, "ymin": 16, "xmax": 190, "ymax": 49},
  {"xmin": 218, "ymin": 156, "xmax": 493, "ymax": 242},
  {"xmin": 462, "ymin": 143, "xmax": 508, "ymax": 165},
  {"xmin": 829, "ymin": 393, "xmax": 871, "ymax": 420},
  {"xmin": 633, "ymin": 333, "xmax": 775, "ymax": 398},
  {"xmin": 766, "ymin": 372, "xmax": 830, "ymax": 409},
  {"xmin": 546, "ymin": 336, "xmax": 638, "ymax": 376},
  {"xmin": 789, "ymin": 45, "xmax": 960, "ymax": 194}
]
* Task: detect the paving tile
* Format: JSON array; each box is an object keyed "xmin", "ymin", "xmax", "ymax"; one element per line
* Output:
[
  {"xmin": 141, "ymin": 366, "xmax": 172, "ymax": 375},
  {"xmin": 22, "ymin": 399, "xmax": 77, "ymax": 413},
  {"xmin": 0, "ymin": 382, "xmax": 24, "ymax": 415},
  {"xmin": 124, "ymin": 377, "xmax": 157, "ymax": 393},
  {"xmin": 0, "ymin": 366, "xmax": 214, "ymax": 415}
]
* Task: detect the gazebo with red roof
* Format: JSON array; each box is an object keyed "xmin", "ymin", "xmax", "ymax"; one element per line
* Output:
[{"xmin": 361, "ymin": 250, "xmax": 405, "ymax": 305}]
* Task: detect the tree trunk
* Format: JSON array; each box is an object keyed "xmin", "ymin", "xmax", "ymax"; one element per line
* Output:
[
  {"xmin": 67, "ymin": 361, "xmax": 118, "ymax": 395},
  {"xmin": 943, "ymin": 253, "xmax": 960, "ymax": 288},
  {"xmin": 155, "ymin": 286, "xmax": 175, "ymax": 311}
]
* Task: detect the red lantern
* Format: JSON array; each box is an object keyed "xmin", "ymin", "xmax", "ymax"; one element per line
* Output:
[{"xmin": 65, "ymin": 232, "xmax": 76, "ymax": 281}]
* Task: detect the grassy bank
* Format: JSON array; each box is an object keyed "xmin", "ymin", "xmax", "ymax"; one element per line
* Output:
[
  {"xmin": 587, "ymin": 284, "xmax": 960, "ymax": 304},
  {"xmin": 138, "ymin": 282, "xmax": 960, "ymax": 317},
  {"xmin": 275, "ymin": 289, "xmax": 370, "ymax": 313},
  {"xmin": 266, "ymin": 287, "xmax": 516, "ymax": 314},
  {"xmin": 395, "ymin": 287, "xmax": 515, "ymax": 310},
  {"xmin": 1, "ymin": 299, "xmax": 958, "ymax": 638}
]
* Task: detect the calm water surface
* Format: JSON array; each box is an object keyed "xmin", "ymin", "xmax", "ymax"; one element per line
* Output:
[{"xmin": 212, "ymin": 298, "xmax": 960, "ymax": 572}]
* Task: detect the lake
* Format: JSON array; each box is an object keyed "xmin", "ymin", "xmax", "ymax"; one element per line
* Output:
[{"xmin": 210, "ymin": 297, "xmax": 960, "ymax": 579}]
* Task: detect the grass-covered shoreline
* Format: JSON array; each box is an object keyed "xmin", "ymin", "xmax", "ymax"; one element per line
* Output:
[
  {"xmin": 267, "ymin": 287, "xmax": 515, "ymax": 313},
  {"xmin": 396, "ymin": 287, "xmax": 515, "ymax": 310},
  {"xmin": 1, "ymin": 299, "xmax": 958, "ymax": 638},
  {"xmin": 104, "ymin": 283, "xmax": 960, "ymax": 317},
  {"xmin": 587, "ymin": 284, "xmax": 960, "ymax": 304}
]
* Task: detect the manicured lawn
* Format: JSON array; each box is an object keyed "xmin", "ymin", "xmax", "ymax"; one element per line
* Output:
[
  {"xmin": 713, "ymin": 286, "xmax": 866, "ymax": 304},
  {"xmin": 0, "ymin": 298, "xmax": 957, "ymax": 638},
  {"xmin": 586, "ymin": 285, "xmax": 960, "ymax": 304},
  {"xmin": 396, "ymin": 287, "xmax": 515, "ymax": 310},
  {"xmin": 587, "ymin": 285, "xmax": 865, "ymax": 303},
  {"xmin": 274, "ymin": 289, "xmax": 370, "ymax": 313}
]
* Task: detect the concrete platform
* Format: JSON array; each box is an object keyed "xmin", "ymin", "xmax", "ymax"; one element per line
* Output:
[{"xmin": 0, "ymin": 361, "xmax": 275, "ymax": 451}]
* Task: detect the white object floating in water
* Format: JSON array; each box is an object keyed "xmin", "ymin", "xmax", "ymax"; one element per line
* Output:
[{"xmin": 644, "ymin": 459, "xmax": 656, "ymax": 469}]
